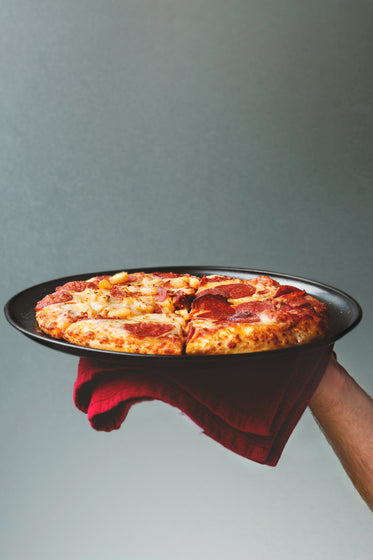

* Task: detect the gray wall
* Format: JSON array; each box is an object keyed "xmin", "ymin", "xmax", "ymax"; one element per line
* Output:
[{"xmin": 2, "ymin": 1, "xmax": 372, "ymax": 558}]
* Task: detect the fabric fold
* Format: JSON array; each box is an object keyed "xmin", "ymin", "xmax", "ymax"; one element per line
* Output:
[{"xmin": 73, "ymin": 344, "xmax": 332, "ymax": 466}]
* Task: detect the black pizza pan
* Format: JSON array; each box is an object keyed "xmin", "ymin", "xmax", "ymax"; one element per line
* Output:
[{"xmin": 4, "ymin": 266, "xmax": 362, "ymax": 367}]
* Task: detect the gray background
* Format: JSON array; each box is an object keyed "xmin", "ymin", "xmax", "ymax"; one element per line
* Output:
[{"xmin": 1, "ymin": 1, "xmax": 373, "ymax": 558}]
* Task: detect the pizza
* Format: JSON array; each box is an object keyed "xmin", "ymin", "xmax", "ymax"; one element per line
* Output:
[{"xmin": 34, "ymin": 271, "xmax": 328, "ymax": 355}]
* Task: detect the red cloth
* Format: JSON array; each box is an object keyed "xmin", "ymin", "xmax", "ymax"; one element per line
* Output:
[{"xmin": 73, "ymin": 344, "xmax": 333, "ymax": 466}]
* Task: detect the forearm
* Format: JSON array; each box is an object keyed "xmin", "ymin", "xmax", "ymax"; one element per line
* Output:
[{"xmin": 309, "ymin": 355, "xmax": 373, "ymax": 511}]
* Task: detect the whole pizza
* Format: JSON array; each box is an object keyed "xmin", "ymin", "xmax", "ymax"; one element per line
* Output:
[{"xmin": 35, "ymin": 271, "xmax": 328, "ymax": 355}]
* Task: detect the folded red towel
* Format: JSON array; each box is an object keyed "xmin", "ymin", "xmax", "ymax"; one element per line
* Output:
[{"xmin": 73, "ymin": 344, "xmax": 332, "ymax": 466}]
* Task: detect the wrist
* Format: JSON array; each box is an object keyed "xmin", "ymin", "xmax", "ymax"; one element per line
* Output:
[{"xmin": 310, "ymin": 354, "xmax": 349, "ymax": 413}]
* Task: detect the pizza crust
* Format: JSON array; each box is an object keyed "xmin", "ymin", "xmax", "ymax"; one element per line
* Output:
[{"xmin": 185, "ymin": 316, "xmax": 327, "ymax": 355}]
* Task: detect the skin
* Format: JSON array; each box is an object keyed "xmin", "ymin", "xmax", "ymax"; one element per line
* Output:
[{"xmin": 309, "ymin": 354, "xmax": 373, "ymax": 511}]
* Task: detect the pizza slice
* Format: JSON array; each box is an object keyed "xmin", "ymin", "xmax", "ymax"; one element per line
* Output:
[
  {"xmin": 35, "ymin": 271, "xmax": 201, "ymax": 349},
  {"xmin": 63, "ymin": 313, "xmax": 186, "ymax": 355},
  {"xmin": 35, "ymin": 277, "xmax": 157, "ymax": 338},
  {"xmin": 88, "ymin": 271, "xmax": 200, "ymax": 317}
]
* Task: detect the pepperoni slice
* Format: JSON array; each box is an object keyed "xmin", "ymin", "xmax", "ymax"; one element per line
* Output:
[
  {"xmin": 234, "ymin": 301, "xmax": 275, "ymax": 314},
  {"xmin": 275, "ymin": 285, "xmax": 305, "ymax": 298},
  {"xmin": 123, "ymin": 323, "xmax": 174, "ymax": 338},
  {"xmin": 35, "ymin": 291, "xmax": 73, "ymax": 310},
  {"xmin": 199, "ymin": 275, "xmax": 231, "ymax": 286},
  {"xmin": 153, "ymin": 272, "xmax": 184, "ymax": 279},
  {"xmin": 195, "ymin": 286, "xmax": 226, "ymax": 299},
  {"xmin": 109, "ymin": 285, "xmax": 127, "ymax": 299},
  {"xmin": 224, "ymin": 283, "xmax": 256, "ymax": 298},
  {"xmin": 289, "ymin": 304, "xmax": 316, "ymax": 319},
  {"xmin": 186, "ymin": 323, "xmax": 196, "ymax": 343},
  {"xmin": 127, "ymin": 274, "xmax": 139, "ymax": 283},
  {"xmin": 56, "ymin": 281, "xmax": 97, "ymax": 292},
  {"xmin": 278, "ymin": 302, "xmax": 292, "ymax": 312},
  {"xmin": 197, "ymin": 283, "xmax": 255, "ymax": 300},
  {"xmin": 225, "ymin": 312, "xmax": 260, "ymax": 324},
  {"xmin": 286, "ymin": 297, "xmax": 313, "ymax": 309},
  {"xmin": 154, "ymin": 287, "xmax": 168, "ymax": 302},
  {"xmin": 192, "ymin": 294, "xmax": 235, "ymax": 320}
]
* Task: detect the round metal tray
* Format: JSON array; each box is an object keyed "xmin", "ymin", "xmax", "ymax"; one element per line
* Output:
[{"xmin": 4, "ymin": 266, "xmax": 362, "ymax": 365}]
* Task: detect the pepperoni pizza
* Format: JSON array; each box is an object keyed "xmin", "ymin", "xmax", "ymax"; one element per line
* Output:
[{"xmin": 35, "ymin": 271, "xmax": 328, "ymax": 355}]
